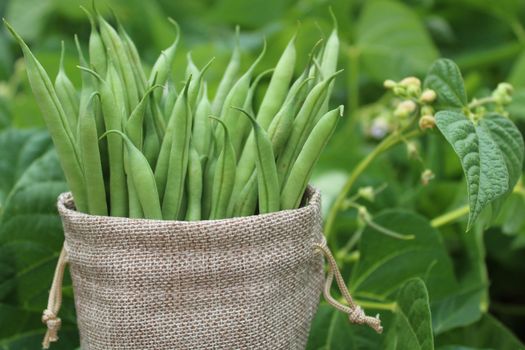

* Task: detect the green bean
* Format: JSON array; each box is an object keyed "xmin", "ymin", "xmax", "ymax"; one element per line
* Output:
[
  {"xmin": 80, "ymin": 64, "xmax": 128, "ymax": 216},
  {"xmin": 212, "ymin": 26, "xmax": 241, "ymax": 116},
  {"xmin": 185, "ymin": 144, "xmax": 203, "ymax": 221},
  {"xmin": 143, "ymin": 113, "xmax": 161, "ymax": 169},
  {"xmin": 55, "ymin": 42, "xmax": 79, "ymax": 133},
  {"xmin": 102, "ymin": 130, "xmax": 162, "ymax": 219},
  {"xmin": 117, "ymin": 20, "xmax": 148, "ymax": 95},
  {"xmin": 280, "ymin": 106, "xmax": 342, "ymax": 210},
  {"xmin": 276, "ymin": 70, "xmax": 342, "ymax": 187},
  {"xmin": 231, "ymin": 68, "xmax": 273, "ymax": 157},
  {"xmin": 75, "ymin": 35, "xmax": 96, "ymax": 121},
  {"xmin": 235, "ymin": 108, "xmax": 279, "ymax": 214},
  {"xmin": 155, "ymin": 78, "xmax": 190, "ymax": 201},
  {"xmin": 187, "ymin": 56, "xmax": 215, "ymax": 112},
  {"xmin": 126, "ymin": 85, "xmax": 162, "ymax": 150},
  {"xmin": 215, "ymin": 40, "xmax": 266, "ymax": 154},
  {"xmin": 80, "ymin": 5, "xmax": 107, "ymax": 77},
  {"xmin": 98, "ymin": 15, "xmax": 139, "ymax": 112},
  {"xmin": 162, "ymin": 81, "xmax": 178, "ymax": 120},
  {"xmin": 255, "ymin": 34, "xmax": 296, "ymax": 130},
  {"xmin": 148, "ymin": 18, "xmax": 180, "ymax": 102},
  {"xmin": 209, "ymin": 117, "xmax": 236, "ymax": 219},
  {"xmin": 318, "ymin": 14, "xmax": 340, "ymax": 118},
  {"xmin": 4, "ymin": 20, "xmax": 88, "ymax": 213},
  {"xmin": 192, "ymin": 84, "xmax": 212, "ymax": 158},
  {"xmin": 201, "ymin": 155, "xmax": 217, "ymax": 220},
  {"xmin": 79, "ymin": 92, "xmax": 108, "ymax": 216},
  {"xmin": 230, "ymin": 77, "xmax": 312, "ymax": 213},
  {"xmin": 161, "ymin": 84, "xmax": 192, "ymax": 220},
  {"xmin": 232, "ymin": 171, "xmax": 257, "ymax": 217}
]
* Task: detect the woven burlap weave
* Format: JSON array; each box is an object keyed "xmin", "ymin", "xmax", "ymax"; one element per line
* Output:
[{"xmin": 57, "ymin": 187, "xmax": 325, "ymax": 350}]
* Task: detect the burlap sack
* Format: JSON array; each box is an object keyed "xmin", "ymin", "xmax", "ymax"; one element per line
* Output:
[
  {"xmin": 59, "ymin": 187, "xmax": 325, "ymax": 349},
  {"xmin": 41, "ymin": 186, "xmax": 382, "ymax": 349}
]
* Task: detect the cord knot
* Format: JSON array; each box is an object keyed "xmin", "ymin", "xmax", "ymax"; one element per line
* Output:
[
  {"xmin": 42, "ymin": 309, "xmax": 61, "ymax": 348},
  {"xmin": 348, "ymin": 305, "xmax": 366, "ymax": 324}
]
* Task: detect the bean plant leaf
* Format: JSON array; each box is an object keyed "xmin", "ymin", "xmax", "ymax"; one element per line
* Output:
[
  {"xmin": 384, "ymin": 278, "xmax": 434, "ymax": 350},
  {"xmin": 306, "ymin": 304, "xmax": 383, "ymax": 350},
  {"xmin": 424, "ymin": 59, "xmax": 468, "ymax": 110},
  {"xmin": 435, "ymin": 314, "xmax": 525, "ymax": 350},
  {"xmin": 435, "ymin": 111, "xmax": 524, "ymax": 230},
  {"xmin": 350, "ymin": 210, "xmax": 458, "ymax": 300},
  {"xmin": 356, "ymin": 0, "xmax": 438, "ymax": 81}
]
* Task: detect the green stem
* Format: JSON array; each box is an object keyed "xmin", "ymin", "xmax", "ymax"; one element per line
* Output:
[
  {"xmin": 468, "ymin": 96, "xmax": 497, "ymax": 109},
  {"xmin": 510, "ymin": 19, "xmax": 525, "ymax": 44},
  {"xmin": 347, "ymin": 46, "xmax": 360, "ymax": 117},
  {"xmin": 324, "ymin": 128, "xmax": 421, "ymax": 240},
  {"xmin": 352, "ymin": 299, "xmax": 397, "ymax": 312},
  {"xmin": 430, "ymin": 205, "xmax": 469, "ymax": 228}
]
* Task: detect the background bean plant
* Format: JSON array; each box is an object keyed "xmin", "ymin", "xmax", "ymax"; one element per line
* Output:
[{"xmin": 1, "ymin": 0, "xmax": 525, "ymax": 349}]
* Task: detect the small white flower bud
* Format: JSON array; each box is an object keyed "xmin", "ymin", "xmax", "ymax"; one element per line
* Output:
[
  {"xmin": 358, "ymin": 186, "xmax": 375, "ymax": 202},
  {"xmin": 383, "ymin": 79, "xmax": 397, "ymax": 89},
  {"xmin": 394, "ymin": 100, "xmax": 417, "ymax": 118},
  {"xmin": 421, "ymin": 169, "xmax": 435, "ymax": 186},
  {"xmin": 400, "ymin": 77, "xmax": 421, "ymax": 88},
  {"xmin": 419, "ymin": 115, "xmax": 436, "ymax": 130},
  {"xmin": 420, "ymin": 89, "xmax": 437, "ymax": 103}
]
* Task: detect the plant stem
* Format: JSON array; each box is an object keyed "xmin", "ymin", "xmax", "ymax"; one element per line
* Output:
[
  {"xmin": 430, "ymin": 205, "xmax": 469, "ymax": 228},
  {"xmin": 353, "ymin": 299, "xmax": 397, "ymax": 312},
  {"xmin": 324, "ymin": 128, "xmax": 421, "ymax": 240},
  {"xmin": 468, "ymin": 96, "xmax": 497, "ymax": 109}
]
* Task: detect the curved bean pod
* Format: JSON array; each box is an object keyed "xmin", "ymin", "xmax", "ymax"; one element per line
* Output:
[
  {"xmin": 185, "ymin": 144, "xmax": 203, "ymax": 221},
  {"xmin": 55, "ymin": 42, "xmax": 80, "ymax": 135},
  {"xmin": 162, "ymin": 85, "xmax": 192, "ymax": 220},
  {"xmin": 209, "ymin": 118, "xmax": 236, "ymax": 219},
  {"xmin": 255, "ymin": 34, "xmax": 296, "ymax": 130},
  {"xmin": 281, "ymin": 106, "xmax": 343, "ymax": 210},
  {"xmin": 236, "ymin": 108, "xmax": 279, "ymax": 214},
  {"xmin": 211, "ymin": 26, "xmax": 241, "ymax": 116},
  {"xmin": 4, "ymin": 20, "xmax": 88, "ymax": 212},
  {"xmin": 102, "ymin": 130, "xmax": 162, "ymax": 219},
  {"xmin": 79, "ymin": 92, "xmax": 108, "ymax": 216}
]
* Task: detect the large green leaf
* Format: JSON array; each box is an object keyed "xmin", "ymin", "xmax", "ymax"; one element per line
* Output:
[
  {"xmin": 0, "ymin": 128, "xmax": 52, "ymax": 208},
  {"xmin": 5, "ymin": 0, "xmax": 54, "ymax": 41},
  {"xmin": 384, "ymin": 278, "xmax": 434, "ymax": 350},
  {"xmin": 435, "ymin": 314, "xmax": 525, "ymax": 350},
  {"xmin": 306, "ymin": 304, "xmax": 384, "ymax": 350},
  {"xmin": 350, "ymin": 210, "xmax": 458, "ymax": 300},
  {"xmin": 356, "ymin": 0, "xmax": 438, "ymax": 81},
  {"xmin": 435, "ymin": 111, "xmax": 524, "ymax": 229},
  {"xmin": 424, "ymin": 59, "xmax": 468, "ymax": 111}
]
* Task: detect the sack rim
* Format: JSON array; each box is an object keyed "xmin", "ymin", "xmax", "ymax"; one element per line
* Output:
[{"xmin": 58, "ymin": 185, "xmax": 321, "ymax": 226}]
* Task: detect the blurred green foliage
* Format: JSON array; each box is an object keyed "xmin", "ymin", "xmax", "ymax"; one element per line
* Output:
[{"xmin": 1, "ymin": 0, "xmax": 525, "ymax": 349}]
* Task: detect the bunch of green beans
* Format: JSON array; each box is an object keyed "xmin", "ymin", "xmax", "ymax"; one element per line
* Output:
[{"xmin": 3, "ymin": 11, "xmax": 342, "ymax": 220}]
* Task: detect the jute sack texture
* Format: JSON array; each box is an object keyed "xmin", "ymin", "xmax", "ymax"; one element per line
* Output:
[{"xmin": 58, "ymin": 186, "xmax": 325, "ymax": 350}]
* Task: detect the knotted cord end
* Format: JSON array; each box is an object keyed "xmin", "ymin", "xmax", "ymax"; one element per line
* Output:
[
  {"xmin": 42, "ymin": 309, "xmax": 62, "ymax": 348},
  {"xmin": 347, "ymin": 306, "xmax": 383, "ymax": 333}
]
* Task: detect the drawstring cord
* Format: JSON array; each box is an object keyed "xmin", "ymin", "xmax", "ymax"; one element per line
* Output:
[
  {"xmin": 42, "ymin": 246, "xmax": 68, "ymax": 349},
  {"xmin": 313, "ymin": 240, "xmax": 383, "ymax": 333}
]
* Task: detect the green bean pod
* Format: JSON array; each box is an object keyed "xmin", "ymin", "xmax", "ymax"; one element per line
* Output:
[
  {"xmin": 84, "ymin": 64, "xmax": 128, "ymax": 217},
  {"xmin": 318, "ymin": 17, "xmax": 340, "ymax": 118},
  {"xmin": 236, "ymin": 108, "xmax": 279, "ymax": 214},
  {"xmin": 192, "ymin": 84, "xmax": 212, "ymax": 158},
  {"xmin": 162, "ymin": 82, "xmax": 178, "ymax": 120},
  {"xmin": 187, "ymin": 57, "xmax": 215, "ymax": 112},
  {"xmin": 75, "ymin": 35, "xmax": 96, "ymax": 119},
  {"xmin": 55, "ymin": 42, "xmax": 79, "ymax": 134},
  {"xmin": 148, "ymin": 19, "xmax": 180, "ymax": 102},
  {"xmin": 281, "ymin": 106, "xmax": 343, "ymax": 210},
  {"xmin": 185, "ymin": 144, "xmax": 203, "ymax": 221},
  {"xmin": 255, "ymin": 34, "xmax": 296, "ymax": 130},
  {"xmin": 143, "ymin": 112, "xmax": 161, "ymax": 169},
  {"xmin": 161, "ymin": 86, "xmax": 192, "ymax": 220},
  {"xmin": 98, "ymin": 16, "xmax": 139, "ymax": 112},
  {"xmin": 4, "ymin": 20, "xmax": 88, "ymax": 212},
  {"xmin": 126, "ymin": 85, "xmax": 162, "ymax": 150},
  {"xmin": 103, "ymin": 130, "xmax": 162, "ymax": 219},
  {"xmin": 276, "ymin": 70, "xmax": 342, "ymax": 186},
  {"xmin": 231, "ymin": 77, "xmax": 312, "ymax": 212},
  {"xmin": 232, "ymin": 171, "xmax": 258, "ymax": 217},
  {"xmin": 201, "ymin": 155, "xmax": 217, "ymax": 220},
  {"xmin": 211, "ymin": 26, "xmax": 241, "ymax": 116},
  {"xmin": 81, "ymin": 6, "xmax": 107, "ymax": 77},
  {"xmin": 209, "ymin": 117, "xmax": 236, "ymax": 219},
  {"xmin": 231, "ymin": 68, "xmax": 274, "ymax": 157},
  {"xmin": 155, "ymin": 78, "xmax": 190, "ymax": 201},
  {"xmin": 118, "ymin": 22, "xmax": 148, "ymax": 95},
  {"xmin": 215, "ymin": 41, "xmax": 266, "ymax": 154},
  {"xmin": 79, "ymin": 93, "xmax": 108, "ymax": 216}
]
